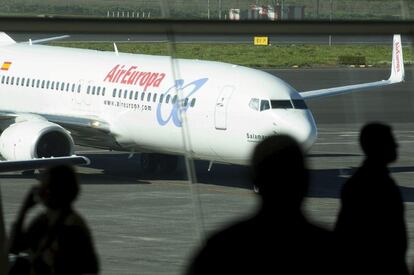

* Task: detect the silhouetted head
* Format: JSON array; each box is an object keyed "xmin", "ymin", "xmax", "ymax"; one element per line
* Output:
[
  {"xmin": 251, "ymin": 135, "xmax": 308, "ymax": 210},
  {"xmin": 360, "ymin": 122, "xmax": 398, "ymax": 164},
  {"xmin": 38, "ymin": 165, "xmax": 79, "ymax": 209}
]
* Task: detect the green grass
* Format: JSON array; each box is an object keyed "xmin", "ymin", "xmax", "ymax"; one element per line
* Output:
[{"xmin": 50, "ymin": 41, "xmax": 414, "ymax": 68}]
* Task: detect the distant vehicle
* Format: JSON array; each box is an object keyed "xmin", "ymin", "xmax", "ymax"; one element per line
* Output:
[{"xmin": 0, "ymin": 33, "xmax": 404, "ymax": 173}]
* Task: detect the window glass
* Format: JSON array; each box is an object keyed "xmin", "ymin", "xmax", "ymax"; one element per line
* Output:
[
  {"xmin": 113, "ymin": 88, "xmax": 117, "ymax": 97},
  {"xmin": 1, "ymin": 75, "xmax": 4, "ymax": 84},
  {"xmin": 166, "ymin": 94, "xmax": 171, "ymax": 103},
  {"xmin": 147, "ymin": 93, "xmax": 152, "ymax": 102},
  {"xmin": 292, "ymin": 100, "xmax": 308, "ymax": 109},
  {"xmin": 124, "ymin": 90, "xmax": 128, "ymax": 98},
  {"xmin": 271, "ymin": 100, "xmax": 293, "ymax": 109},
  {"xmin": 21, "ymin": 77, "xmax": 25, "ymax": 86},
  {"xmin": 61, "ymin": 82, "xmax": 65, "ymax": 91},
  {"xmin": 72, "ymin": 83, "xmax": 75, "ymax": 92},
  {"xmin": 36, "ymin": 79, "xmax": 40, "ymax": 88},
  {"xmin": 87, "ymin": 86, "xmax": 90, "ymax": 94},
  {"xmin": 77, "ymin": 84, "xmax": 81, "ymax": 93},
  {"xmin": 134, "ymin": 91, "xmax": 138, "ymax": 100},
  {"xmin": 260, "ymin": 100, "xmax": 270, "ymax": 111},
  {"xmin": 102, "ymin": 87, "xmax": 106, "ymax": 96},
  {"xmin": 16, "ymin": 77, "xmax": 20, "ymax": 86},
  {"xmin": 190, "ymin": 98, "xmax": 196, "ymax": 107},
  {"xmin": 41, "ymin": 80, "xmax": 45, "ymax": 89},
  {"xmin": 153, "ymin": 93, "xmax": 157, "ymax": 102},
  {"xmin": 129, "ymin": 90, "xmax": 133, "ymax": 100},
  {"xmin": 160, "ymin": 94, "xmax": 164, "ymax": 103},
  {"xmin": 46, "ymin": 80, "xmax": 50, "ymax": 89},
  {"xmin": 141, "ymin": 92, "xmax": 145, "ymax": 101},
  {"xmin": 92, "ymin": 86, "xmax": 96, "ymax": 95},
  {"xmin": 10, "ymin": 77, "xmax": 14, "ymax": 85},
  {"xmin": 249, "ymin": 98, "xmax": 260, "ymax": 111}
]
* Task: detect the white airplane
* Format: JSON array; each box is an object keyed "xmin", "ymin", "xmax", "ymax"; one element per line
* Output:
[{"xmin": 0, "ymin": 33, "xmax": 404, "ymax": 173}]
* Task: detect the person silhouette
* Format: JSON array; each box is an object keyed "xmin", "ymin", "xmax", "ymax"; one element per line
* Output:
[
  {"xmin": 186, "ymin": 134, "xmax": 336, "ymax": 275},
  {"xmin": 335, "ymin": 122, "xmax": 408, "ymax": 275},
  {"xmin": 8, "ymin": 165, "xmax": 99, "ymax": 275}
]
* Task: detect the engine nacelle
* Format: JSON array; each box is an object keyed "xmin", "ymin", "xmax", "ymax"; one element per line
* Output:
[{"xmin": 0, "ymin": 120, "xmax": 74, "ymax": 160}]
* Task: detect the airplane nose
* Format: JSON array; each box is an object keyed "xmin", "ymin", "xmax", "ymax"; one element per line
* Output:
[{"xmin": 274, "ymin": 110, "xmax": 317, "ymax": 151}]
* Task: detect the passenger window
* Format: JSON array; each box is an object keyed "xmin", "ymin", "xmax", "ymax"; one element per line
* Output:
[
  {"xmin": 118, "ymin": 89, "xmax": 122, "ymax": 98},
  {"xmin": 124, "ymin": 90, "xmax": 128, "ymax": 99},
  {"xmin": 97, "ymin": 87, "xmax": 101, "ymax": 96},
  {"xmin": 26, "ymin": 78, "xmax": 30, "ymax": 87},
  {"xmin": 249, "ymin": 98, "xmax": 260, "ymax": 111},
  {"xmin": 166, "ymin": 94, "xmax": 171, "ymax": 103},
  {"xmin": 147, "ymin": 93, "xmax": 151, "ymax": 102},
  {"xmin": 41, "ymin": 80, "xmax": 45, "ymax": 89},
  {"xmin": 134, "ymin": 91, "xmax": 138, "ymax": 100},
  {"xmin": 36, "ymin": 79, "xmax": 40, "ymax": 88},
  {"xmin": 10, "ymin": 77, "xmax": 14, "ymax": 85},
  {"xmin": 61, "ymin": 82, "xmax": 65, "ymax": 91},
  {"xmin": 66, "ymin": 83, "xmax": 69, "ymax": 91},
  {"xmin": 190, "ymin": 98, "xmax": 196, "ymax": 107},
  {"xmin": 129, "ymin": 90, "xmax": 133, "ymax": 100},
  {"xmin": 141, "ymin": 92, "xmax": 145, "ymax": 101},
  {"xmin": 113, "ymin": 88, "xmax": 117, "ymax": 97},
  {"xmin": 6, "ymin": 76, "xmax": 9, "ymax": 85},
  {"xmin": 16, "ymin": 77, "xmax": 20, "ymax": 86},
  {"xmin": 21, "ymin": 77, "xmax": 25, "ymax": 86},
  {"xmin": 184, "ymin": 98, "xmax": 189, "ymax": 107},
  {"xmin": 172, "ymin": 95, "xmax": 177, "ymax": 104},
  {"xmin": 87, "ymin": 86, "xmax": 90, "ymax": 94},
  {"xmin": 153, "ymin": 93, "xmax": 157, "ymax": 103},
  {"xmin": 51, "ymin": 81, "xmax": 54, "ymax": 90},
  {"xmin": 92, "ymin": 86, "xmax": 96, "ymax": 95},
  {"xmin": 160, "ymin": 94, "xmax": 164, "ymax": 103},
  {"xmin": 1, "ymin": 75, "xmax": 4, "ymax": 84},
  {"xmin": 77, "ymin": 84, "xmax": 81, "ymax": 93},
  {"xmin": 72, "ymin": 84, "xmax": 75, "ymax": 92},
  {"xmin": 102, "ymin": 87, "xmax": 106, "ymax": 96},
  {"xmin": 46, "ymin": 81, "xmax": 50, "ymax": 89},
  {"xmin": 260, "ymin": 100, "xmax": 270, "ymax": 111}
]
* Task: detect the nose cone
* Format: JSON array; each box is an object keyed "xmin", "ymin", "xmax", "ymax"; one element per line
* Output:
[{"xmin": 274, "ymin": 110, "xmax": 317, "ymax": 151}]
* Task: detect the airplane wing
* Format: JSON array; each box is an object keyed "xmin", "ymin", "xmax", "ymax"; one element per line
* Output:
[
  {"xmin": 300, "ymin": 35, "xmax": 404, "ymax": 100},
  {"xmin": 0, "ymin": 112, "xmax": 120, "ymax": 172},
  {"xmin": 0, "ymin": 156, "xmax": 89, "ymax": 173},
  {"xmin": 0, "ymin": 112, "xmax": 121, "ymax": 150}
]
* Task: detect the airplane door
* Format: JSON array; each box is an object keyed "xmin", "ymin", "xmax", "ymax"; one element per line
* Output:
[{"xmin": 214, "ymin": 85, "xmax": 234, "ymax": 130}]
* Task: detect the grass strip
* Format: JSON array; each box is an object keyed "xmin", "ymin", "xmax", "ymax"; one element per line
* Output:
[{"xmin": 50, "ymin": 42, "xmax": 413, "ymax": 68}]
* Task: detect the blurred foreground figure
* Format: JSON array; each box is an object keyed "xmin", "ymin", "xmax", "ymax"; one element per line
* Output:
[
  {"xmin": 186, "ymin": 135, "xmax": 336, "ymax": 275},
  {"xmin": 8, "ymin": 165, "xmax": 99, "ymax": 275},
  {"xmin": 335, "ymin": 123, "xmax": 408, "ymax": 275}
]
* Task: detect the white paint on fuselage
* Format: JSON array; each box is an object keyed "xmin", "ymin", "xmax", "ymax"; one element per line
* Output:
[{"xmin": 0, "ymin": 43, "xmax": 317, "ymax": 165}]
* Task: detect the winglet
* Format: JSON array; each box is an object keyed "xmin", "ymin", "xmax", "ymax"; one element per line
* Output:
[{"xmin": 389, "ymin": 34, "xmax": 404, "ymax": 83}]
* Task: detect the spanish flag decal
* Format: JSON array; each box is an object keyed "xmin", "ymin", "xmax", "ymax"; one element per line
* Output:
[{"xmin": 1, "ymin": 61, "xmax": 11, "ymax": 71}]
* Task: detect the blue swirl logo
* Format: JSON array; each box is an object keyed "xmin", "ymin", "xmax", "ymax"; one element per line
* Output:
[{"xmin": 156, "ymin": 78, "xmax": 208, "ymax": 127}]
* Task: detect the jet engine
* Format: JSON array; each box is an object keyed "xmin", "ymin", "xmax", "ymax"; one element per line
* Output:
[{"xmin": 0, "ymin": 120, "xmax": 74, "ymax": 160}]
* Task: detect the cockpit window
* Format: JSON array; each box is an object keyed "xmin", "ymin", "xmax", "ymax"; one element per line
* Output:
[
  {"xmin": 271, "ymin": 100, "xmax": 293, "ymax": 109},
  {"xmin": 249, "ymin": 98, "xmax": 260, "ymax": 111},
  {"xmin": 260, "ymin": 100, "xmax": 270, "ymax": 111},
  {"xmin": 292, "ymin": 100, "xmax": 308, "ymax": 109}
]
